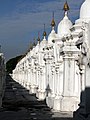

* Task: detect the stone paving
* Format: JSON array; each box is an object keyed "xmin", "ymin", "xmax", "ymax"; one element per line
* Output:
[{"xmin": 0, "ymin": 75, "xmax": 73, "ymax": 120}]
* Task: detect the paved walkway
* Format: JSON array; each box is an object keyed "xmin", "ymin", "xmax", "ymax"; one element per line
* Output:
[{"xmin": 0, "ymin": 75, "xmax": 73, "ymax": 120}]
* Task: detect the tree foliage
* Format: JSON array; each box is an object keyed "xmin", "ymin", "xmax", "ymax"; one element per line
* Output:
[{"xmin": 6, "ymin": 55, "xmax": 23, "ymax": 74}]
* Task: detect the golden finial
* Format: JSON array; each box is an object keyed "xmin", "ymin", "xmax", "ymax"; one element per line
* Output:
[
  {"xmin": 43, "ymin": 24, "xmax": 47, "ymax": 37},
  {"xmin": 63, "ymin": 1, "xmax": 69, "ymax": 11},
  {"xmin": 51, "ymin": 12, "xmax": 55, "ymax": 27},
  {"xmin": 37, "ymin": 32, "xmax": 40, "ymax": 43}
]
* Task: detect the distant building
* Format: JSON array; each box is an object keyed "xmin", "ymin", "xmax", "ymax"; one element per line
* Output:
[{"xmin": 0, "ymin": 51, "xmax": 6, "ymax": 107}]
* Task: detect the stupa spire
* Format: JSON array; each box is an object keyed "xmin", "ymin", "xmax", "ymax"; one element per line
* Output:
[
  {"xmin": 37, "ymin": 32, "xmax": 40, "ymax": 44},
  {"xmin": 43, "ymin": 24, "xmax": 47, "ymax": 39},
  {"xmin": 63, "ymin": 1, "xmax": 69, "ymax": 11},
  {"xmin": 63, "ymin": 1, "xmax": 69, "ymax": 17},
  {"xmin": 33, "ymin": 37, "xmax": 36, "ymax": 46},
  {"xmin": 51, "ymin": 12, "xmax": 56, "ymax": 29}
]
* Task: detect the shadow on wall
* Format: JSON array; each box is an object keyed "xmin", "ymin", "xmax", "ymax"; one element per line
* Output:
[
  {"xmin": 45, "ymin": 83, "xmax": 51, "ymax": 97},
  {"xmin": 73, "ymin": 87, "xmax": 90, "ymax": 120}
]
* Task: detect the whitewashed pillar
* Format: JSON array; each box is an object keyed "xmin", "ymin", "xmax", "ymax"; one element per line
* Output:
[
  {"xmin": 51, "ymin": 65, "xmax": 55, "ymax": 97},
  {"xmin": 61, "ymin": 38, "xmax": 80, "ymax": 112}
]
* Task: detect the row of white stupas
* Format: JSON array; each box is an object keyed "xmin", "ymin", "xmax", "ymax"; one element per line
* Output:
[
  {"xmin": 12, "ymin": 0, "xmax": 90, "ymax": 112},
  {"xmin": 0, "ymin": 51, "xmax": 6, "ymax": 107}
]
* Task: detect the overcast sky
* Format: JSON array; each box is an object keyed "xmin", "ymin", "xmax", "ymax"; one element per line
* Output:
[{"xmin": 0, "ymin": 0, "xmax": 84, "ymax": 61}]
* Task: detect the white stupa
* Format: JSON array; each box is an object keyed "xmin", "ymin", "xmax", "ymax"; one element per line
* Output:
[
  {"xmin": 57, "ymin": 1, "xmax": 72, "ymax": 38},
  {"xmin": 80, "ymin": 0, "xmax": 90, "ymax": 19},
  {"xmin": 48, "ymin": 13, "xmax": 57, "ymax": 44},
  {"xmin": 40, "ymin": 24, "xmax": 47, "ymax": 48}
]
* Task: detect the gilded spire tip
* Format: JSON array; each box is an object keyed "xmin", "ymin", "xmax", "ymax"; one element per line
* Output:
[
  {"xmin": 63, "ymin": 1, "xmax": 69, "ymax": 11},
  {"xmin": 51, "ymin": 12, "xmax": 55, "ymax": 27},
  {"xmin": 43, "ymin": 24, "xmax": 47, "ymax": 37}
]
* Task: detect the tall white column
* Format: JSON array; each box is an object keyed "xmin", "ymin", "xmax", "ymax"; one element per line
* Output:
[
  {"xmin": 60, "ymin": 39, "xmax": 80, "ymax": 112},
  {"xmin": 59, "ymin": 63, "xmax": 63, "ymax": 96},
  {"xmin": 51, "ymin": 65, "xmax": 55, "ymax": 97},
  {"xmin": 38, "ymin": 66, "xmax": 46, "ymax": 100},
  {"xmin": 63, "ymin": 55, "xmax": 75, "ymax": 96},
  {"xmin": 53, "ymin": 65, "xmax": 61, "ymax": 111}
]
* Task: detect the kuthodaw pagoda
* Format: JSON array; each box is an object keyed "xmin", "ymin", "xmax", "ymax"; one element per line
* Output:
[{"xmin": 12, "ymin": 0, "xmax": 90, "ymax": 114}]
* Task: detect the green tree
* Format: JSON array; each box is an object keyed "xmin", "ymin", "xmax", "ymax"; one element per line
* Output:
[{"xmin": 6, "ymin": 55, "xmax": 23, "ymax": 74}]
